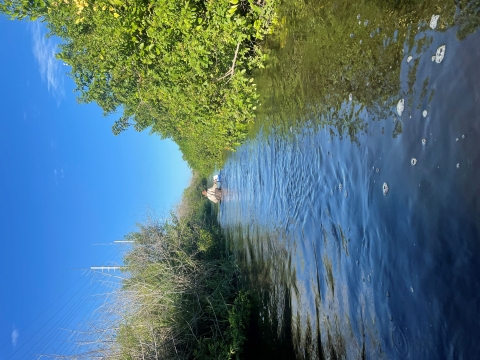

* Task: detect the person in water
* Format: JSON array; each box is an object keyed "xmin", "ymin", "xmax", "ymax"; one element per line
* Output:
[{"xmin": 202, "ymin": 176, "xmax": 222, "ymax": 203}]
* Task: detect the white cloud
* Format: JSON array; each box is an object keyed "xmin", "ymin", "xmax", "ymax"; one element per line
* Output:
[
  {"xmin": 11, "ymin": 328, "xmax": 19, "ymax": 348},
  {"xmin": 31, "ymin": 22, "xmax": 64, "ymax": 101}
]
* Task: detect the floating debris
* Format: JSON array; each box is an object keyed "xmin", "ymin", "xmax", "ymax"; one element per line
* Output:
[
  {"xmin": 397, "ymin": 98, "xmax": 405, "ymax": 116},
  {"xmin": 349, "ymin": 93, "xmax": 353, "ymax": 101},
  {"xmin": 339, "ymin": 183, "xmax": 343, "ymax": 191},
  {"xmin": 344, "ymin": 190, "xmax": 348, "ymax": 198},
  {"xmin": 357, "ymin": 14, "xmax": 361, "ymax": 20},
  {"xmin": 422, "ymin": 138, "xmax": 427, "ymax": 145},
  {"xmin": 359, "ymin": 40, "xmax": 363, "ymax": 44},
  {"xmin": 376, "ymin": 168, "xmax": 380, "ymax": 173},
  {"xmin": 410, "ymin": 287, "xmax": 414, "ymax": 293},
  {"xmin": 370, "ymin": 32, "xmax": 375, "ymax": 38},
  {"xmin": 430, "ymin": 15, "xmax": 440, "ymax": 29},
  {"xmin": 435, "ymin": 45, "xmax": 446, "ymax": 63},
  {"xmin": 364, "ymin": 20, "xmax": 369, "ymax": 26},
  {"xmin": 457, "ymin": 163, "xmax": 460, "ymax": 168},
  {"xmin": 383, "ymin": 182, "xmax": 389, "ymax": 196},
  {"xmin": 350, "ymin": 33, "xmax": 355, "ymax": 38},
  {"xmin": 462, "ymin": 134, "xmax": 465, "ymax": 139},
  {"xmin": 456, "ymin": 138, "xmax": 459, "ymax": 141},
  {"xmin": 407, "ymin": 55, "xmax": 413, "ymax": 63},
  {"xmin": 422, "ymin": 110, "xmax": 428, "ymax": 117},
  {"xmin": 411, "ymin": 158, "xmax": 417, "ymax": 166},
  {"xmin": 431, "ymin": 55, "xmax": 436, "ymax": 62}
]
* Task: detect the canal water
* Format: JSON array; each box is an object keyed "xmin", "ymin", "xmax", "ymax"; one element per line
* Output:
[{"xmin": 219, "ymin": 0, "xmax": 480, "ymax": 358}]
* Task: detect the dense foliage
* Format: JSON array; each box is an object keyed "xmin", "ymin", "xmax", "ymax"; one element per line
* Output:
[
  {"xmin": 0, "ymin": 0, "xmax": 278, "ymax": 174},
  {"xmin": 79, "ymin": 174, "xmax": 251, "ymax": 359}
]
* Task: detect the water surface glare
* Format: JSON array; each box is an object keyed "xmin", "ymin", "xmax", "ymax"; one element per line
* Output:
[{"xmin": 220, "ymin": 2, "xmax": 480, "ymax": 358}]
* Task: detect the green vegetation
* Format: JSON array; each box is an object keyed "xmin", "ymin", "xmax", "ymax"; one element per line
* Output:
[
  {"xmin": 1, "ymin": 0, "xmax": 477, "ymax": 172},
  {"xmin": 252, "ymin": 0, "xmax": 458, "ymax": 141},
  {"xmin": 0, "ymin": 0, "xmax": 278, "ymax": 174},
  {"xmin": 85, "ymin": 174, "xmax": 251, "ymax": 359}
]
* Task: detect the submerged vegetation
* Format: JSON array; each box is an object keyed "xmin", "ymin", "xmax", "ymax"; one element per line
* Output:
[{"xmin": 253, "ymin": 0, "xmax": 460, "ymax": 141}]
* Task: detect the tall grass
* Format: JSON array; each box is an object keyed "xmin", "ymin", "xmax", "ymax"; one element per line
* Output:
[{"xmin": 68, "ymin": 175, "xmax": 250, "ymax": 359}]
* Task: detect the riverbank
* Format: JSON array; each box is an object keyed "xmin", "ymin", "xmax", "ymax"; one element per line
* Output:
[
  {"xmin": 81, "ymin": 174, "xmax": 252, "ymax": 359},
  {"xmin": 1, "ymin": 0, "xmax": 280, "ymax": 175}
]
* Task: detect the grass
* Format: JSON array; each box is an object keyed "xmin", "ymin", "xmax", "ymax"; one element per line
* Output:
[{"xmin": 69, "ymin": 174, "xmax": 251, "ymax": 359}]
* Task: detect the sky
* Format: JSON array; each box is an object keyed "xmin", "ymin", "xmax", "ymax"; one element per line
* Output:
[{"xmin": 0, "ymin": 17, "xmax": 192, "ymax": 358}]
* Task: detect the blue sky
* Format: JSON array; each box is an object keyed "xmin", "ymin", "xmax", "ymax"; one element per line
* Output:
[{"xmin": 0, "ymin": 17, "xmax": 192, "ymax": 358}]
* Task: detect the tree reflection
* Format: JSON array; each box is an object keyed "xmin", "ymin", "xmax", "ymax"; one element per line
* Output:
[{"xmin": 253, "ymin": 0, "xmax": 462, "ymax": 141}]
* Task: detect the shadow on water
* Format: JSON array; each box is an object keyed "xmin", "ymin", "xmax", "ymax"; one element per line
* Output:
[{"xmin": 221, "ymin": 0, "xmax": 480, "ymax": 358}]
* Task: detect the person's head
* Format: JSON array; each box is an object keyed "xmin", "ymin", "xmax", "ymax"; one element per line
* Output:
[{"xmin": 202, "ymin": 190, "xmax": 207, "ymax": 196}]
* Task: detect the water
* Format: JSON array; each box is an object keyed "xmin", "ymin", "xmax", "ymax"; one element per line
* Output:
[{"xmin": 219, "ymin": 0, "xmax": 480, "ymax": 358}]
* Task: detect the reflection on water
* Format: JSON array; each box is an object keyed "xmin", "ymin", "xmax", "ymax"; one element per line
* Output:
[{"xmin": 220, "ymin": 0, "xmax": 480, "ymax": 358}]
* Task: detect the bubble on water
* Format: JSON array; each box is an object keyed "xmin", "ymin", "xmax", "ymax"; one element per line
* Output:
[
  {"xmin": 392, "ymin": 326, "xmax": 410, "ymax": 357},
  {"xmin": 349, "ymin": 93, "xmax": 353, "ymax": 101},
  {"xmin": 435, "ymin": 45, "xmax": 446, "ymax": 63},
  {"xmin": 422, "ymin": 110, "xmax": 428, "ymax": 117},
  {"xmin": 411, "ymin": 158, "xmax": 417, "ymax": 166},
  {"xmin": 364, "ymin": 20, "xmax": 369, "ymax": 26},
  {"xmin": 456, "ymin": 163, "xmax": 460, "ymax": 168},
  {"xmin": 392, "ymin": 326, "xmax": 409, "ymax": 357},
  {"xmin": 407, "ymin": 55, "xmax": 413, "ymax": 63},
  {"xmin": 422, "ymin": 138, "xmax": 427, "ymax": 146},
  {"xmin": 431, "ymin": 55, "xmax": 436, "ymax": 62},
  {"xmin": 430, "ymin": 14, "xmax": 440, "ymax": 29},
  {"xmin": 397, "ymin": 98, "xmax": 405, "ymax": 116},
  {"xmin": 339, "ymin": 183, "xmax": 342, "ymax": 191},
  {"xmin": 383, "ymin": 182, "xmax": 389, "ymax": 196},
  {"xmin": 357, "ymin": 14, "xmax": 361, "ymax": 19}
]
